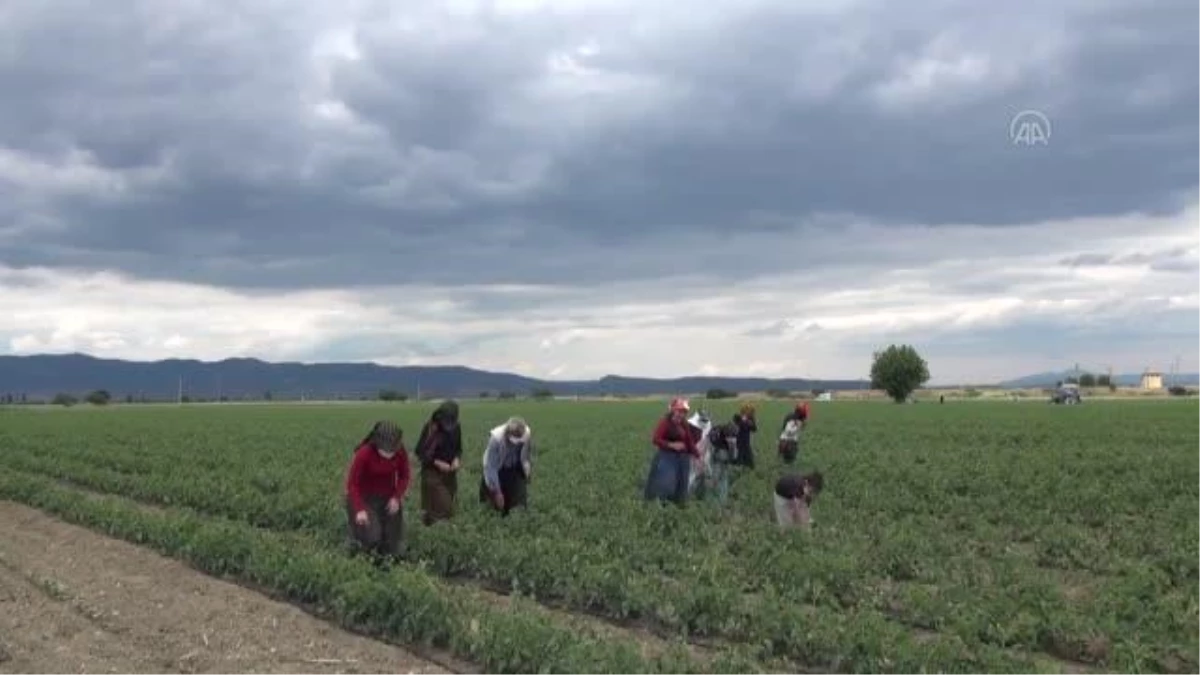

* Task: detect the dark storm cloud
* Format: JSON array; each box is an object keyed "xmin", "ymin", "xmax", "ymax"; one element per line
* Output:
[
  {"xmin": 0, "ymin": 0, "xmax": 1196, "ymax": 290},
  {"xmin": 838, "ymin": 300, "xmax": 1199, "ymax": 361}
]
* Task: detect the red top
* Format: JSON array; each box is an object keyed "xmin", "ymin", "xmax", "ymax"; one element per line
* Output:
[
  {"xmin": 345, "ymin": 443, "xmax": 412, "ymax": 513},
  {"xmin": 651, "ymin": 416, "xmax": 699, "ymax": 456}
]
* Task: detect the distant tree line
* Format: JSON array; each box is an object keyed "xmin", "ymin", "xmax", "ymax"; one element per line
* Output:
[
  {"xmin": 7, "ymin": 368, "xmax": 1190, "ymax": 406},
  {"xmin": 1059, "ymin": 373, "xmax": 1116, "ymax": 390},
  {"xmin": 1, "ymin": 388, "xmax": 559, "ymax": 405}
]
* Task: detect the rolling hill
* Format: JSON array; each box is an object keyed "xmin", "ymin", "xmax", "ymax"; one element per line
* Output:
[{"xmin": 0, "ymin": 353, "xmax": 868, "ymax": 401}]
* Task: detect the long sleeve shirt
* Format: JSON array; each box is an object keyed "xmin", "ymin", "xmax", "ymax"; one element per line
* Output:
[
  {"xmin": 482, "ymin": 424, "xmax": 533, "ymax": 492},
  {"xmin": 415, "ymin": 420, "xmax": 463, "ymax": 468},
  {"xmin": 780, "ymin": 408, "xmax": 808, "ymax": 436},
  {"xmin": 651, "ymin": 416, "xmax": 698, "ymax": 456},
  {"xmin": 345, "ymin": 444, "xmax": 411, "ymax": 513},
  {"xmin": 733, "ymin": 413, "xmax": 757, "ymax": 450}
]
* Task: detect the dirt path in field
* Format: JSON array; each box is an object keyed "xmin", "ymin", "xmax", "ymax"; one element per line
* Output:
[
  {"xmin": 0, "ymin": 501, "xmax": 453, "ymax": 674},
  {"xmin": 8, "ymin": 477, "xmax": 730, "ymax": 670}
]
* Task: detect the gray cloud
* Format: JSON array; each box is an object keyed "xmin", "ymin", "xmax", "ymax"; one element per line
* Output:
[
  {"xmin": 0, "ymin": 0, "xmax": 1195, "ymax": 293},
  {"xmin": 1059, "ymin": 246, "xmax": 1198, "ymax": 273},
  {"xmin": 311, "ymin": 333, "xmax": 502, "ymax": 363},
  {"xmin": 741, "ymin": 320, "xmax": 793, "ymax": 338}
]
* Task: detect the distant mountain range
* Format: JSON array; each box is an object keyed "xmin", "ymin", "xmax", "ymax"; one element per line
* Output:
[
  {"xmin": 0, "ymin": 353, "xmax": 870, "ymax": 401},
  {"xmin": 997, "ymin": 370, "xmax": 1199, "ymax": 388}
]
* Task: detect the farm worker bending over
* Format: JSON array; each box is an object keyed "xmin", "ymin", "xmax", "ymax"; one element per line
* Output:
[
  {"xmin": 705, "ymin": 421, "xmax": 740, "ymax": 504},
  {"xmin": 643, "ymin": 397, "xmax": 700, "ymax": 505},
  {"xmin": 415, "ymin": 400, "xmax": 463, "ymax": 526},
  {"xmin": 479, "ymin": 416, "xmax": 534, "ymax": 516},
  {"xmin": 345, "ymin": 420, "xmax": 412, "ymax": 561},
  {"xmin": 774, "ymin": 471, "xmax": 824, "ymax": 530},
  {"xmin": 778, "ymin": 401, "xmax": 810, "ymax": 465},
  {"xmin": 732, "ymin": 403, "xmax": 757, "ymax": 468}
]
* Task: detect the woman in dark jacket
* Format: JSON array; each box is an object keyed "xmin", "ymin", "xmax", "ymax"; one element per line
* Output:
[
  {"xmin": 774, "ymin": 470, "xmax": 824, "ymax": 529},
  {"xmin": 732, "ymin": 402, "xmax": 757, "ymax": 468},
  {"xmin": 415, "ymin": 400, "xmax": 463, "ymax": 525}
]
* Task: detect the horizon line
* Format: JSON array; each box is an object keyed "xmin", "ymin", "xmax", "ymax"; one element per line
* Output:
[{"xmin": 3, "ymin": 351, "xmax": 1192, "ymax": 390}]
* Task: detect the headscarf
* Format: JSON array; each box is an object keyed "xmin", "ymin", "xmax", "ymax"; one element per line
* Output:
[
  {"xmin": 365, "ymin": 420, "xmax": 402, "ymax": 457},
  {"xmin": 503, "ymin": 416, "xmax": 529, "ymax": 443},
  {"xmin": 432, "ymin": 400, "xmax": 460, "ymax": 430},
  {"xmin": 416, "ymin": 400, "xmax": 463, "ymax": 465}
]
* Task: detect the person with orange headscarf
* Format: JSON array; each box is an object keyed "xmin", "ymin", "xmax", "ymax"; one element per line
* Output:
[{"xmin": 777, "ymin": 401, "xmax": 810, "ymax": 465}]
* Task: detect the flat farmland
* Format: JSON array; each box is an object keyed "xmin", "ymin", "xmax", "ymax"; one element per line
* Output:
[{"xmin": 0, "ymin": 399, "xmax": 1196, "ymax": 673}]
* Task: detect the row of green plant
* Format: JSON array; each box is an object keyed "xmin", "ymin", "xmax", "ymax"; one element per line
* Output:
[
  {"xmin": 2, "ymin": 451, "xmax": 1050, "ymax": 672},
  {"xmin": 1, "ymin": 400, "xmax": 1195, "ymax": 672},
  {"xmin": 1, "ymin": 453, "xmax": 1190, "ymax": 670},
  {"xmin": 0, "ymin": 469, "xmax": 723, "ymax": 674}
]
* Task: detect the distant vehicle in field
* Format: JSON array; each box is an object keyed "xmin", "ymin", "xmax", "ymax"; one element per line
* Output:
[{"xmin": 1050, "ymin": 383, "xmax": 1082, "ymax": 404}]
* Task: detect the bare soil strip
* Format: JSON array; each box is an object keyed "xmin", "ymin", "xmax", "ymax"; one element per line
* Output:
[
  {"xmin": 6, "ymin": 476, "xmax": 1103, "ymax": 674},
  {"xmin": 0, "ymin": 500, "xmax": 449, "ymax": 675}
]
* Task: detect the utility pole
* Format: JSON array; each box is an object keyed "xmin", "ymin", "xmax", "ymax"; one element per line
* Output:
[
  {"xmin": 177, "ymin": 376, "xmax": 183, "ymax": 405},
  {"xmin": 416, "ymin": 378, "xmax": 421, "ymax": 402}
]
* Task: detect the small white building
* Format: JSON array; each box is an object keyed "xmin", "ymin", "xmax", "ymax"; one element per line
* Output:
[{"xmin": 1141, "ymin": 371, "xmax": 1164, "ymax": 390}]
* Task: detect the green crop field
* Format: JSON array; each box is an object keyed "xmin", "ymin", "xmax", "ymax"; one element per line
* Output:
[{"xmin": 0, "ymin": 399, "xmax": 1196, "ymax": 673}]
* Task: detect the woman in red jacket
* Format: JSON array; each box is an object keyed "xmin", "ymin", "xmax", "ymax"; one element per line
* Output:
[
  {"xmin": 345, "ymin": 420, "xmax": 411, "ymax": 562},
  {"xmin": 643, "ymin": 397, "xmax": 700, "ymax": 505}
]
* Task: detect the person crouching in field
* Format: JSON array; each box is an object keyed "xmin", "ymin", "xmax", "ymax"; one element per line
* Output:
[
  {"xmin": 778, "ymin": 401, "xmax": 810, "ymax": 465},
  {"xmin": 345, "ymin": 421, "xmax": 411, "ymax": 562},
  {"xmin": 479, "ymin": 416, "xmax": 534, "ymax": 516},
  {"xmin": 415, "ymin": 400, "xmax": 463, "ymax": 526},
  {"xmin": 643, "ymin": 398, "xmax": 700, "ymax": 505},
  {"xmin": 774, "ymin": 471, "xmax": 823, "ymax": 530},
  {"xmin": 732, "ymin": 403, "xmax": 757, "ymax": 468}
]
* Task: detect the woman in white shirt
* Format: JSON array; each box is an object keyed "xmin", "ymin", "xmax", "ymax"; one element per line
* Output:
[
  {"xmin": 777, "ymin": 401, "xmax": 810, "ymax": 465},
  {"xmin": 479, "ymin": 417, "xmax": 534, "ymax": 516}
]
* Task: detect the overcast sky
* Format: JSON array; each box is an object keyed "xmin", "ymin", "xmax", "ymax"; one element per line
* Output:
[{"xmin": 1, "ymin": 0, "xmax": 1197, "ymax": 384}]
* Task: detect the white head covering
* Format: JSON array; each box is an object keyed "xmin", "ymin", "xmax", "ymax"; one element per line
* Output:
[{"xmin": 490, "ymin": 417, "xmax": 531, "ymax": 444}]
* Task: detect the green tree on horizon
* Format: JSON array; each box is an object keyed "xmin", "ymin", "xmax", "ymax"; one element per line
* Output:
[{"xmin": 870, "ymin": 344, "xmax": 931, "ymax": 403}]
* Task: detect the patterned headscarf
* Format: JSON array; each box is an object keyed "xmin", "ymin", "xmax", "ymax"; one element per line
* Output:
[{"xmin": 368, "ymin": 420, "xmax": 402, "ymax": 456}]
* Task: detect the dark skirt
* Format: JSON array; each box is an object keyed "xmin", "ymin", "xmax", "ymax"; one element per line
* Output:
[
  {"xmin": 421, "ymin": 467, "xmax": 458, "ymax": 525},
  {"xmin": 643, "ymin": 450, "xmax": 692, "ymax": 505},
  {"xmin": 345, "ymin": 494, "xmax": 404, "ymax": 558},
  {"xmin": 778, "ymin": 439, "xmax": 799, "ymax": 464},
  {"xmin": 735, "ymin": 440, "xmax": 755, "ymax": 468},
  {"xmin": 479, "ymin": 465, "xmax": 528, "ymax": 516}
]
